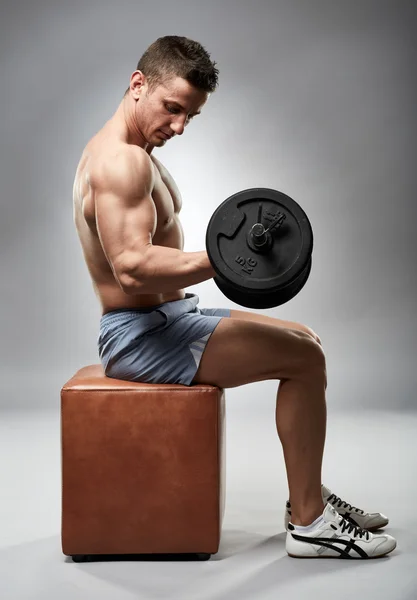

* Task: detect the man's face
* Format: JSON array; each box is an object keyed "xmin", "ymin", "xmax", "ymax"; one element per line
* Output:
[{"xmin": 135, "ymin": 76, "xmax": 208, "ymax": 147}]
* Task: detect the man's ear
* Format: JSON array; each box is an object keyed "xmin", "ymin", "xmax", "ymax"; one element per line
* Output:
[{"xmin": 130, "ymin": 70, "xmax": 146, "ymax": 100}]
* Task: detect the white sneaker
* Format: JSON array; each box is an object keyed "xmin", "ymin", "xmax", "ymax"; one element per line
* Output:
[
  {"xmin": 286, "ymin": 503, "xmax": 397, "ymax": 559},
  {"xmin": 284, "ymin": 484, "xmax": 389, "ymax": 532}
]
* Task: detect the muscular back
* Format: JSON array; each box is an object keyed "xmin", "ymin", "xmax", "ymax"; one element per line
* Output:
[{"xmin": 73, "ymin": 127, "xmax": 186, "ymax": 314}]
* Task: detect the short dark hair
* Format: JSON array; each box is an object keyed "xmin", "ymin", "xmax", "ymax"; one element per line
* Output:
[{"xmin": 124, "ymin": 36, "xmax": 219, "ymax": 97}]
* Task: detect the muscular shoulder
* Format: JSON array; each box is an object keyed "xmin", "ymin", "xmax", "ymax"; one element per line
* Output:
[{"xmin": 89, "ymin": 144, "xmax": 155, "ymax": 197}]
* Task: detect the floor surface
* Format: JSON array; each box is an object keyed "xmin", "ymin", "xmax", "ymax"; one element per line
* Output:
[{"xmin": 1, "ymin": 405, "xmax": 416, "ymax": 600}]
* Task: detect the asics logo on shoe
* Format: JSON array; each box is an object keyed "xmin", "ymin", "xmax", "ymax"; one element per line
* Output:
[{"xmin": 290, "ymin": 532, "xmax": 369, "ymax": 559}]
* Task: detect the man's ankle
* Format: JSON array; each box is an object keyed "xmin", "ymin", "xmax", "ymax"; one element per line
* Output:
[{"xmin": 290, "ymin": 505, "xmax": 324, "ymax": 526}]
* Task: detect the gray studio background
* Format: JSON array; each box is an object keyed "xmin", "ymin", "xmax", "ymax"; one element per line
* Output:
[
  {"xmin": 1, "ymin": 0, "xmax": 415, "ymax": 410},
  {"xmin": 1, "ymin": 2, "xmax": 417, "ymax": 599}
]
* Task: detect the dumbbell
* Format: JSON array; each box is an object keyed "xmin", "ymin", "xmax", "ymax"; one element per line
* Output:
[{"xmin": 205, "ymin": 188, "xmax": 313, "ymax": 309}]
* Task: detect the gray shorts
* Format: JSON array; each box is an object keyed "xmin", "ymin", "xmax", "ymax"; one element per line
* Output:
[{"xmin": 98, "ymin": 293, "xmax": 231, "ymax": 386}]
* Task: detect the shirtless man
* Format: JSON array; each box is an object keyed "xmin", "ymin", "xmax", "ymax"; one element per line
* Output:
[{"xmin": 73, "ymin": 36, "xmax": 396, "ymax": 559}]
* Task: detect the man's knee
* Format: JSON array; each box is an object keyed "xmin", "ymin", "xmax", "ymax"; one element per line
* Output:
[
  {"xmin": 315, "ymin": 334, "xmax": 323, "ymax": 347},
  {"xmin": 297, "ymin": 329, "xmax": 327, "ymax": 388},
  {"xmin": 298, "ymin": 332, "xmax": 327, "ymax": 377},
  {"xmin": 309, "ymin": 339, "xmax": 327, "ymax": 388},
  {"xmin": 303, "ymin": 325, "xmax": 322, "ymax": 346}
]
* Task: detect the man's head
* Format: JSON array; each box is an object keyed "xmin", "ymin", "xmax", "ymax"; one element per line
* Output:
[{"xmin": 124, "ymin": 36, "xmax": 219, "ymax": 147}]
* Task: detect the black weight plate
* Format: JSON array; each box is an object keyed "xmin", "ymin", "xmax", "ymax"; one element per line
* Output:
[
  {"xmin": 214, "ymin": 257, "xmax": 312, "ymax": 309},
  {"xmin": 206, "ymin": 188, "xmax": 313, "ymax": 295}
]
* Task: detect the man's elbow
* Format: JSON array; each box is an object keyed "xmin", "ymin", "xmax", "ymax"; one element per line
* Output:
[
  {"xmin": 118, "ymin": 273, "xmax": 142, "ymax": 295},
  {"xmin": 116, "ymin": 254, "xmax": 147, "ymax": 295}
]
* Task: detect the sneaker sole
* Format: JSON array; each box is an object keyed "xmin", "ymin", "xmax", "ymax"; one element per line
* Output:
[{"xmin": 287, "ymin": 544, "xmax": 396, "ymax": 559}]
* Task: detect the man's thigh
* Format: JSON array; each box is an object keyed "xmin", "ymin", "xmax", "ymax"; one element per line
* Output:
[{"xmin": 191, "ymin": 316, "xmax": 323, "ymax": 388}]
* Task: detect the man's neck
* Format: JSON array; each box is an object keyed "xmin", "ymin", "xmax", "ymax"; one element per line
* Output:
[{"xmin": 113, "ymin": 99, "xmax": 152, "ymax": 152}]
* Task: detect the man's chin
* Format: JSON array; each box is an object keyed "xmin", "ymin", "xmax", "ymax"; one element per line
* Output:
[{"xmin": 153, "ymin": 137, "xmax": 166, "ymax": 147}]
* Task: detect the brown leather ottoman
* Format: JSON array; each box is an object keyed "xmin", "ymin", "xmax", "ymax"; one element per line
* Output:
[{"xmin": 61, "ymin": 365, "xmax": 226, "ymax": 562}]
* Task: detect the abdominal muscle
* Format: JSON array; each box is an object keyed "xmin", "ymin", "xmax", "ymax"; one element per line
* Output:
[
  {"xmin": 94, "ymin": 281, "xmax": 185, "ymax": 315},
  {"xmin": 92, "ymin": 275, "xmax": 185, "ymax": 315}
]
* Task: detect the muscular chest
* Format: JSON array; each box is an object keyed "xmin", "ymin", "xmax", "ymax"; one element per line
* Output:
[
  {"xmin": 151, "ymin": 164, "xmax": 181, "ymax": 230},
  {"xmin": 151, "ymin": 167, "xmax": 183, "ymax": 248}
]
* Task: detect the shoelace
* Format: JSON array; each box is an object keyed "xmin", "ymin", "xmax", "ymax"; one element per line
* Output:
[
  {"xmin": 339, "ymin": 515, "xmax": 370, "ymax": 540},
  {"xmin": 328, "ymin": 493, "xmax": 364, "ymax": 514}
]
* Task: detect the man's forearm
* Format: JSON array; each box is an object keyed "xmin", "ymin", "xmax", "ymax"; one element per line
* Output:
[{"xmin": 121, "ymin": 245, "xmax": 216, "ymax": 295}]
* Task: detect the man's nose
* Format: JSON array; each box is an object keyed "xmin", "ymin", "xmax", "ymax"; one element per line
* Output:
[{"xmin": 170, "ymin": 117, "xmax": 187, "ymax": 136}]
